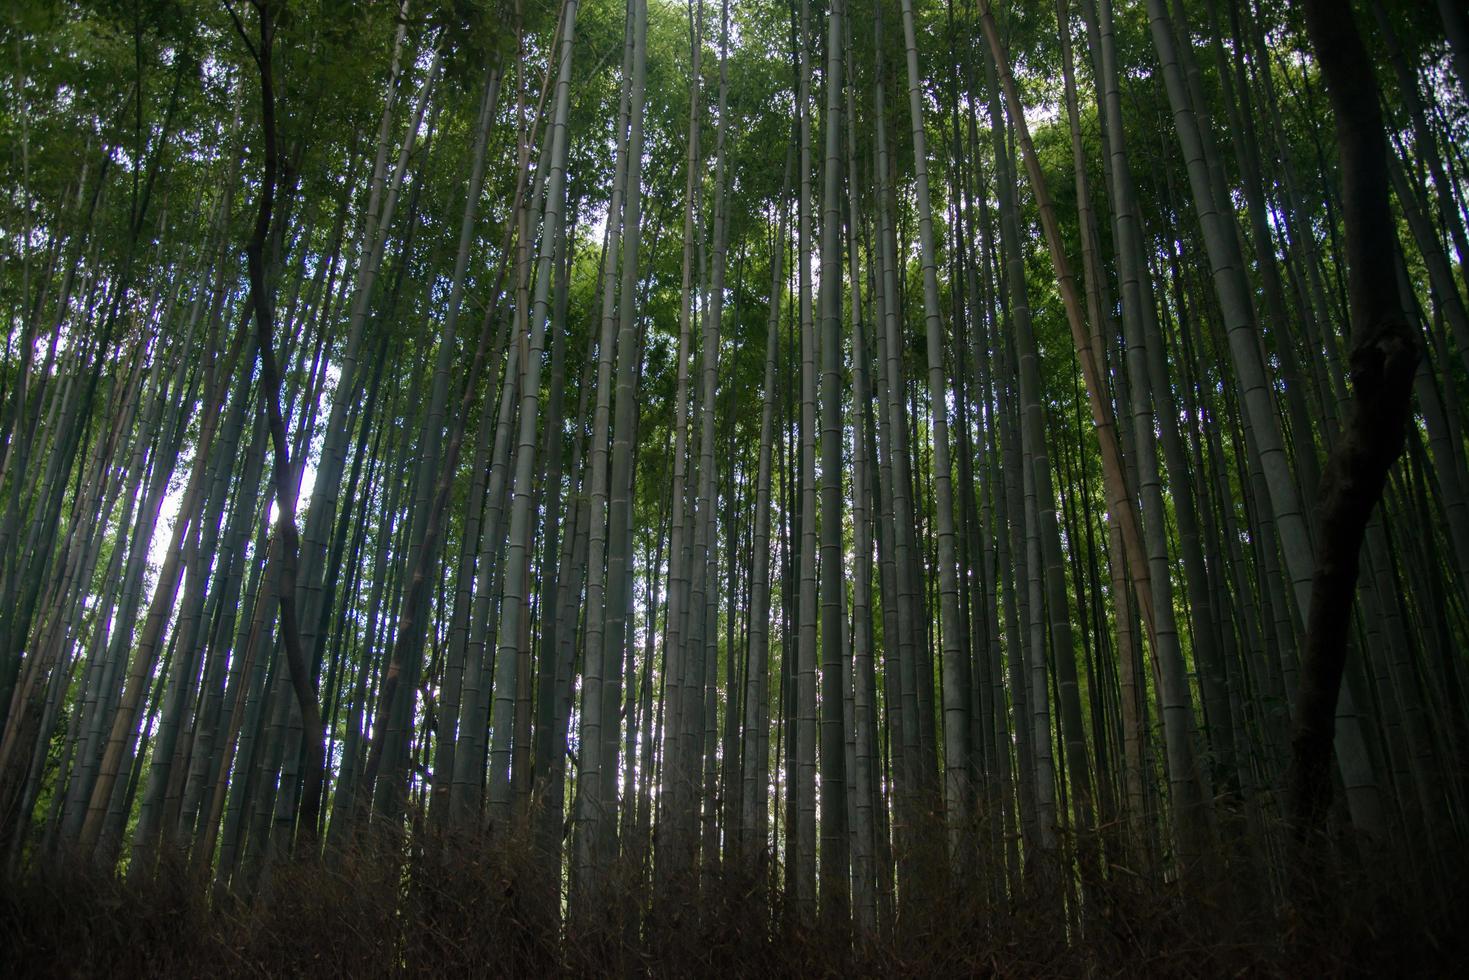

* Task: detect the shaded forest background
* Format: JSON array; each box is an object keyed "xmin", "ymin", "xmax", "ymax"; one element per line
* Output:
[{"xmin": 1, "ymin": 0, "xmax": 1468, "ymax": 973}]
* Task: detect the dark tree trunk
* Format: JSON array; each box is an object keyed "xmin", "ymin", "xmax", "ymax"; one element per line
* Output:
[
  {"xmin": 1287, "ymin": 0, "xmax": 1422, "ymax": 843},
  {"xmin": 234, "ymin": 0, "xmax": 326, "ymax": 849}
]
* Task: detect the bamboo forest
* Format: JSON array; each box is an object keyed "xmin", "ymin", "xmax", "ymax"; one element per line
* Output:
[{"xmin": 3, "ymin": 0, "xmax": 1468, "ymax": 973}]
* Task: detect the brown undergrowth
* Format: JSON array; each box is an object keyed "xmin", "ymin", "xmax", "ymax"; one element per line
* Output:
[{"xmin": 3, "ymin": 827, "xmax": 1463, "ymax": 978}]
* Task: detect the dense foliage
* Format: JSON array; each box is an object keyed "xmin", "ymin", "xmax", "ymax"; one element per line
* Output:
[{"xmin": 1, "ymin": 0, "xmax": 1467, "ymax": 972}]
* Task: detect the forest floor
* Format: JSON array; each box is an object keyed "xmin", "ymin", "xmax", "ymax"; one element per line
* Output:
[{"xmin": 5, "ymin": 836, "xmax": 1465, "ymax": 978}]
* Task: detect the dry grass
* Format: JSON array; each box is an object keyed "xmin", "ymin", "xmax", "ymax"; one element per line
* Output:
[{"xmin": 3, "ymin": 828, "xmax": 1464, "ymax": 978}]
